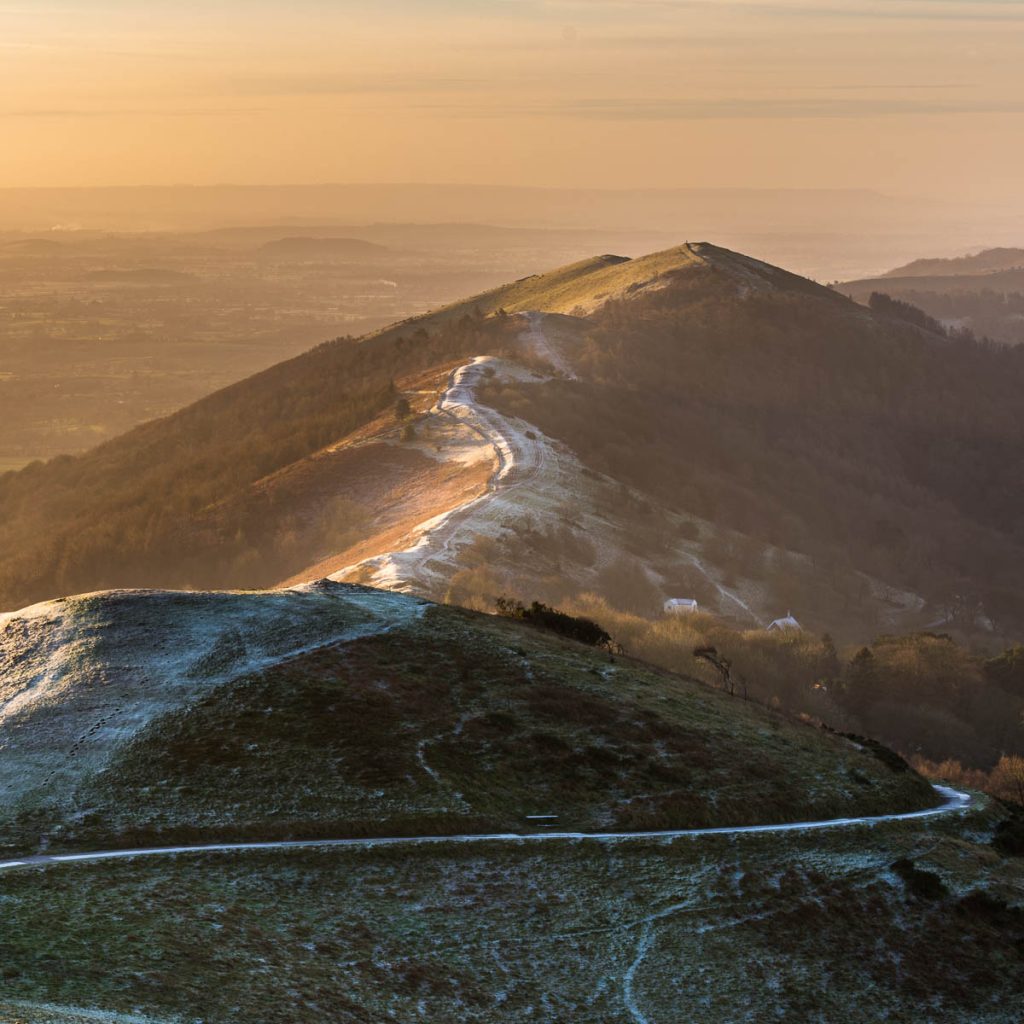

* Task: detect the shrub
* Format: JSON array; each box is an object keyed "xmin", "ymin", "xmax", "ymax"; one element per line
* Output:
[
  {"xmin": 822, "ymin": 727, "xmax": 912, "ymax": 773},
  {"xmin": 992, "ymin": 806, "xmax": 1024, "ymax": 857},
  {"xmin": 495, "ymin": 597, "xmax": 614, "ymax": 649},
  {"xmin": 891, "ymin": 857, "xmax": 947, "ymax": 899}
]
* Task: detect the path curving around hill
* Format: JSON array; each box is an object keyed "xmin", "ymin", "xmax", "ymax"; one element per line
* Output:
[
  {"xmin": 0, "ymin": 786, "xmax": 971, "ymax": 875},
  {"xmin": 331, "ymin": 314, "xmax": 571, "ymax": 593}
]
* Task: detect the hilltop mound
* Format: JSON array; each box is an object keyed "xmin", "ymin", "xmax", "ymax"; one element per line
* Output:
[
  {"xmin": 361, "ymin": 248, "xmax": 676, "ymax": 341},
  {"xmin": 0, "ymin": 583, "xmax": 934, "ymax": 854},
  {"xmin": 1, "ymin": 586, "xmax": 1019, "ymax": 1024}
]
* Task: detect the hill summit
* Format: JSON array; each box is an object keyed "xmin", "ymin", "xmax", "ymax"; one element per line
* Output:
[{"xmin": 1, "ymin": 241, "xmax": 1023, "ymax": 651}]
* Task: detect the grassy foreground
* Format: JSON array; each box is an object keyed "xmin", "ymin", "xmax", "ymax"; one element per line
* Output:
[{"xmin": 0, "ymin": 799, "xmax": 1020, "ymax": 1023}]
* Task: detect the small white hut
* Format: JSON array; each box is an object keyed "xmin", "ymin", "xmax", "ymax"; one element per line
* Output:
[
  {"xmin": 664, "ymin": 598, "xmax": 699, "ymax": 616},
  {"xmin": 767, "ymin": 611, "xmax": 801, "ymax": 632}
]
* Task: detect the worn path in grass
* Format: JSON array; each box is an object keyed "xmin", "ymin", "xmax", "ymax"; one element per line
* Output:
[
  {"xmin": 331, "ymin": 312, "xmax": 572, "ymax": 592},
  {"xmin": 0, "ymin": 785, "xmax": 970, "ymax": 874}
]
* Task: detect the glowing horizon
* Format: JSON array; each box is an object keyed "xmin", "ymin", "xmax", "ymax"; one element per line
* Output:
[{"xmin": 2, "ymin": 1, "xmax": 1023, "ymax": 202}]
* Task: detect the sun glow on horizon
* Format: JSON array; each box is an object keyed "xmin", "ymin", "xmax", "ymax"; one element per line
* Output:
[{"xmin": 1, "ymin": 0, "xmax": 1023, "ymax": 201}]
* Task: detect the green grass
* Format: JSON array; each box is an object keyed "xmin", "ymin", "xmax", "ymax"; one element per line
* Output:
[
  {"xmin": 0, "ymin": 599, "xmax": 1019, "ymax": 1022},
  {"xmin": 365, "ymin": 245, "xmax": 708, "ymax": 346},
  {"xmin": 0, "ymin": 800, "xmax": 1020, "ymax": 1023},
  {"xmin": 14, "ymin": 603, "xmax": 936, "ymax": 855}
]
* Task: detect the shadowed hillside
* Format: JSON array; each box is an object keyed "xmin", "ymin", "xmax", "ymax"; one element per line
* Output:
[
  {"xmin": 483, "ymin": 246, "xmax": 1024, "ymax": 632},
  {"xmin": 2, "ymin": 241, "xmax": 1024, "ymax": 652},
  {"xmin": 843, "ymin": 247, "xmax": 1024, "ymax": 346}
]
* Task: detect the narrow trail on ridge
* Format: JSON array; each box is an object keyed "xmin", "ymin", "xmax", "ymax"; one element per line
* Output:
[{"xmin": 331, "ymin": 313, "xmax": 570, "ymax": 594}]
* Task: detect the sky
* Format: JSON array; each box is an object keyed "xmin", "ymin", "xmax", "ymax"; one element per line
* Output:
[{"xmin": 2, "ymin": 0, "xmax": 1024, "ymax": 200}]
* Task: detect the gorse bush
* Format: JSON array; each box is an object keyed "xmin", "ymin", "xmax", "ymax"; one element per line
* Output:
[{"xmin": 495, "ymin": 597, "xmax": 614, "ymax": 650}]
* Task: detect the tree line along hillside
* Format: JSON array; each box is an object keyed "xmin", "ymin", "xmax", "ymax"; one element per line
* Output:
[
  {"xmin": 840, "ymin": 257, "xmax": 1024, "ymax": 346},
  {"xmin": 485, "ymin": 263, "xmax": 1024, "ymax": 636},
  {"xmin": 537, "ymin": 592, "xmax": 1024, "ymax": 779},
  {"xmin": 0, "ymin": 313, "xmax": 513, "ymax": 611}
]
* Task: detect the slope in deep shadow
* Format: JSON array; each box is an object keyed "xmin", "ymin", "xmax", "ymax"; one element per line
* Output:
[{"xmin": 479, "ymin": 247, "xmax": 1024, "ymax": 631}]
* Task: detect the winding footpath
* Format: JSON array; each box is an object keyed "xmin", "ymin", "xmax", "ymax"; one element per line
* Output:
[
  {"xmin": 0, "ymin": 785, "xmax": 970, "ymax": 875},
  {"xmin": 331, "ymin": 319, "xmax": 563, "ymax": 591}
]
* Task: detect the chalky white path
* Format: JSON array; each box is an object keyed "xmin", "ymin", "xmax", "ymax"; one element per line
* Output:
[
  {"xmin": 0, "ymin": 786, "xmax": 970, "ymax": 874},
  {"xmin": 330, "ymin": 314, "xmax": 575, "ymax": 593}
]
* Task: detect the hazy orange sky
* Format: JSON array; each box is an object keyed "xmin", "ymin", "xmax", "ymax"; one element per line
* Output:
[{"xmin": 3, "ymin": 1, "xmax": 1023, "ymax": 200}]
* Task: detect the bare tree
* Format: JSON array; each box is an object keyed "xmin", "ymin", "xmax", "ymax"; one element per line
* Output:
[{"xmin": 694, "ymin": 646, "xmax": 747, "ymax": 699}]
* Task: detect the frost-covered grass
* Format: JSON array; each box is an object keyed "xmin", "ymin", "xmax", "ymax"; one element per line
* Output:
[
  {"xmin": 0, "ymin": 801, "xmax": 1020, "ymax": 1024},
  {"xmin": 0, "ymin": 583, "xmax": 425, "ymax": 824},
  {"xmin": 3, "ymin": 601, "xmax": 937, "ymax": 856},
  {"xmin": 0, "ymin": 587, "xmax": 1018, "ymax": 1022}
]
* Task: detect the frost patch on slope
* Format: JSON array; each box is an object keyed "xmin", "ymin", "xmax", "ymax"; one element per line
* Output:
[
  {"xmin": 0, "ymin": 582, "xmax": 425, "ymax": 811},
  {"xmin": 324, "ymin": 313, "xmax": 778, "ymax": 628},
  {"xmin": 331, "ymin": 348, "xmax": 587, "ymax": 595},
  {"xmin": 328, "ymin": 315, "xmax": 766, "ymax": 625},
  {"xmin": 0, "ymin": 1001, "xmax": 174, "ymax": 1024}
]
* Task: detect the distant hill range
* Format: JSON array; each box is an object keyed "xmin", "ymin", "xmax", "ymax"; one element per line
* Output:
[
  {"xmin": 2, "ymin": 241, "xmax": 1023, "ymax": 647},
  {"xmin": 883, "ymin": 248, "xmax": 1024, "ymax": 278},
  {"xmin": 257, "ymin": 236, "xmax": 389, "ymax": 260},
  {"xmin": 843, "ymin": 246, "xmax": 1024, "ymax": 345}
]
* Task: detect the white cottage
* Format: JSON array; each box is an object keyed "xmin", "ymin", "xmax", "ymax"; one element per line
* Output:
[
  {"xmin": 664, "ymin": 598, "xmax": 699, "ymax": 616},
  {"xmin": 767, "ymin": 612, "xmax": 801, "ymax": 632}
]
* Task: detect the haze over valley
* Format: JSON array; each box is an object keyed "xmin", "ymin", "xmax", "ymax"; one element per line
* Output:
[{"xmin": 1, "ymin": 1, "xmax": 1023, "ymax": 1021}]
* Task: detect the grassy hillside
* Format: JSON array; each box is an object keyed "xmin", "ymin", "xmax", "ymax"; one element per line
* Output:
[
  {"xmin": 0, "ymin": 594, "xmax": 1020, "ymax": 1024},
  {"xmin": 488, "ymin": 596, "xmax": 1024, "ymax": 779},
  {"xmin": 0, "ymin": 246, "xmax": 708, "ymax": 612},
  {"xmin": 359, "ymin": 245, "xmax": 706, "ymax": 341},
  {"xmin": 0, "ymin": 798, "xmax": 1020, "ymax": 1023},
  {"xmin": 3, "ymin": 239, "xmax": 1024, "ymax": 649},
  {"xmin": 0, "ymin": 308, "xmax": 516, "ymax": 610},
  {"xmin": 0, "ymin": 585, "xmax": 935, "ymax": 855},
  {"xmin": 2, "ymin": 585, "xmax": 1019, "ymax": 1023},
  {"xmin": 483, "ymin": 255, "xmax": 1024, "ymax": 635},
  {"xmin": 366, "ymin": 241, "xmax": 814, "ymax": 330}
]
